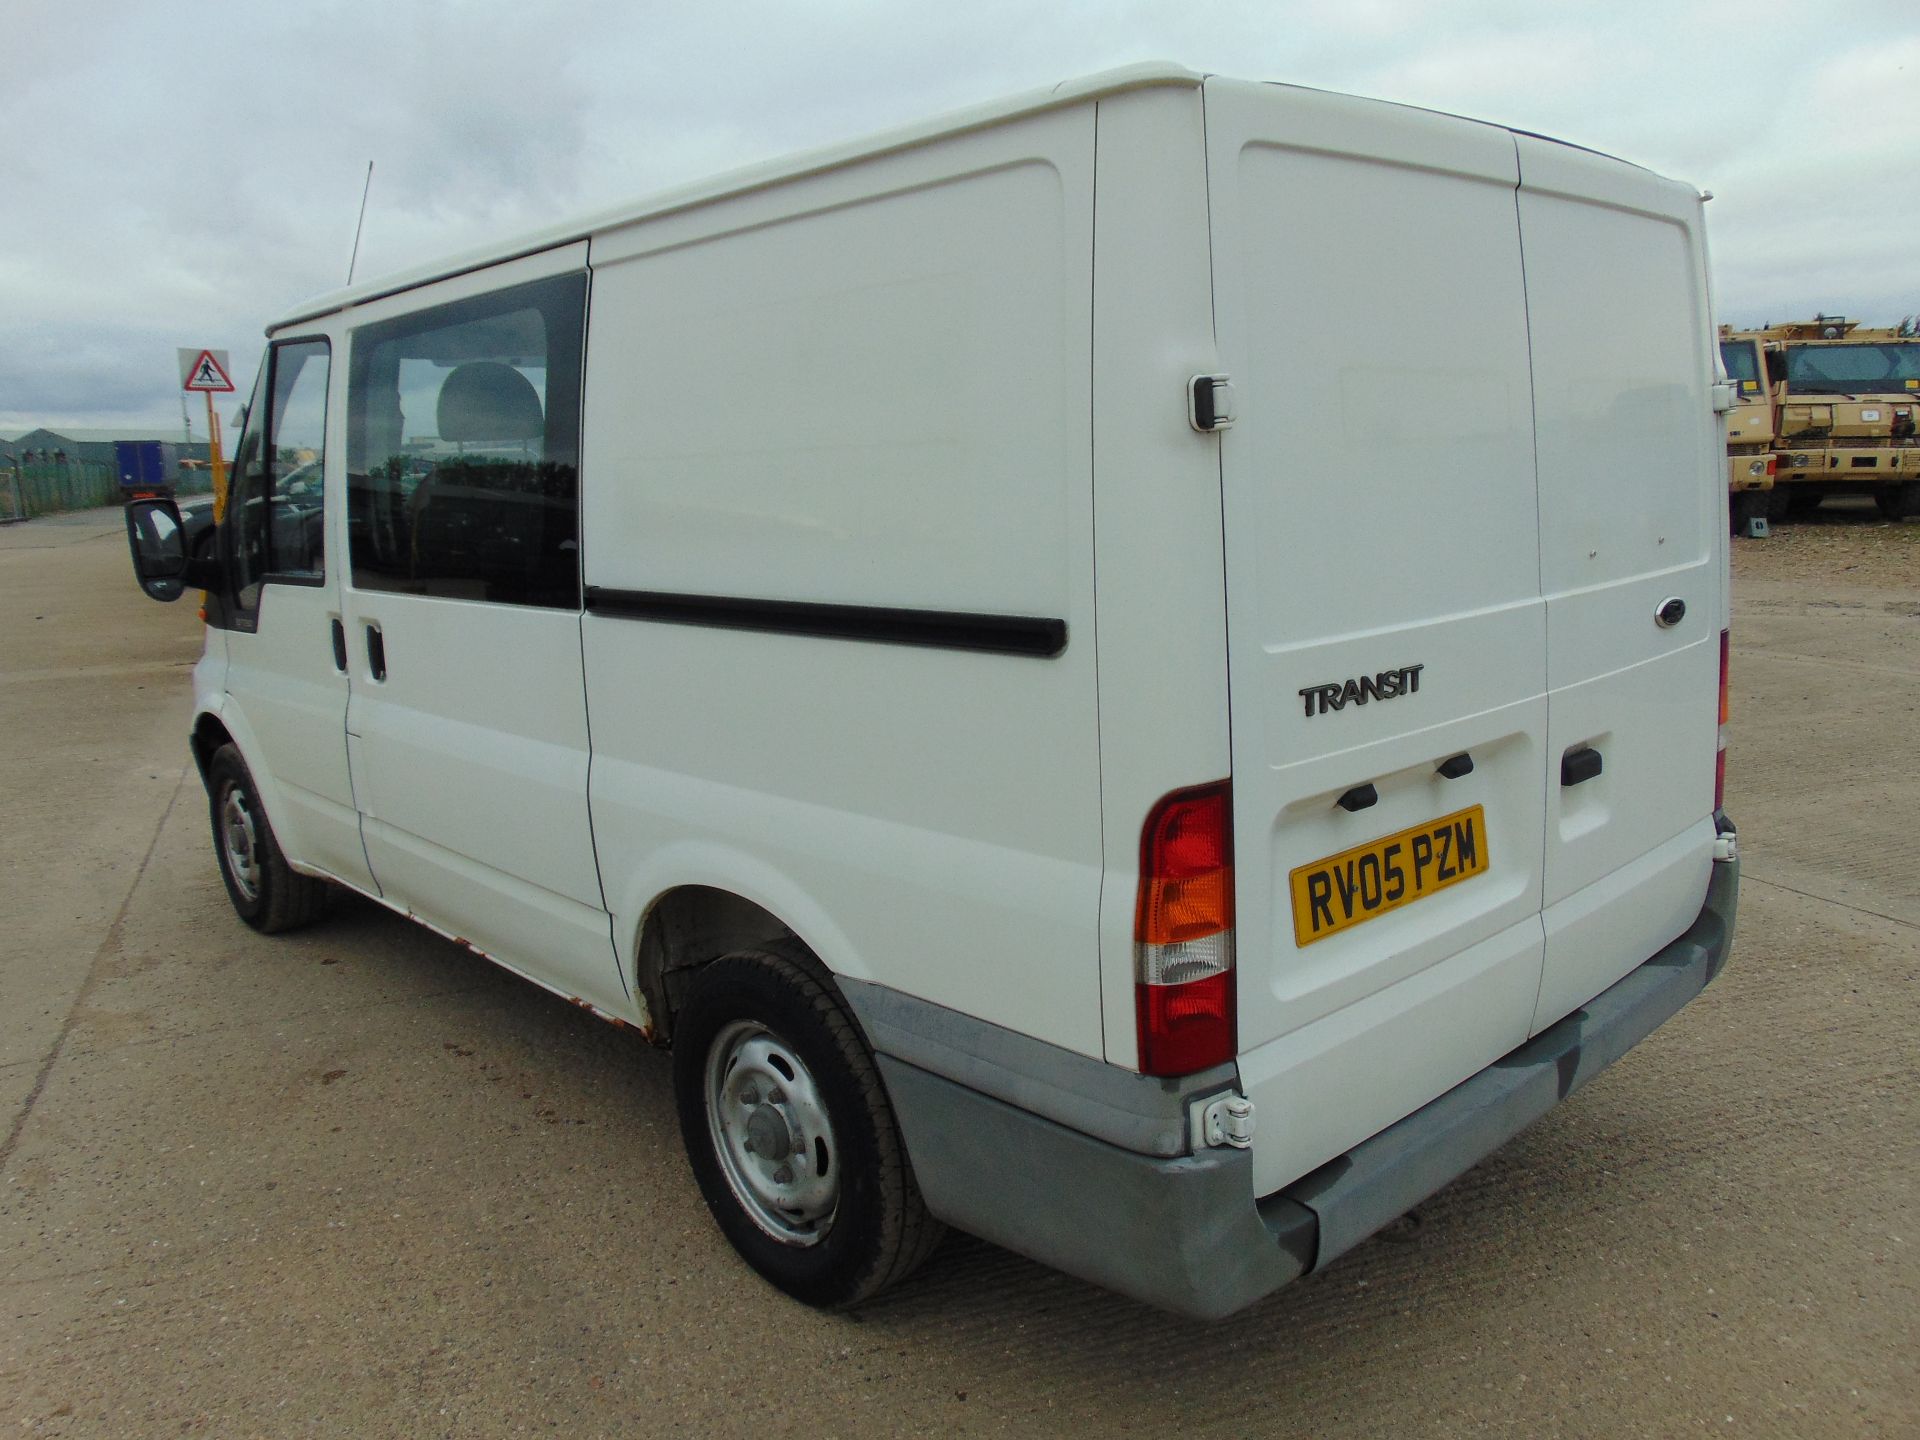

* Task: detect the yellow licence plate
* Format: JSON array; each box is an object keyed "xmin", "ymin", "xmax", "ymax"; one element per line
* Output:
[{"xmin": 1289, "ymin": 805, "xmax": 1488, "ymax": 948}]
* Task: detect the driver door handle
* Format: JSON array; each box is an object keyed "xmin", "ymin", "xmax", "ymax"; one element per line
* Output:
[{"xmin": 330, "ymin": 618, "xmax": 347, "ymax": 672}]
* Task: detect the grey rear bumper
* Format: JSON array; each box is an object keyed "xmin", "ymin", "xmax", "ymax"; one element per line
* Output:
[{"xmin": 855, "ymin": 849, "xmax": 1739, "ymax": 1320}]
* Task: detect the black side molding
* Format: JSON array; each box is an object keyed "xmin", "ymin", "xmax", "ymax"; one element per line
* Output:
[{"xmin": 583, "ymin": 587, "xmax": 1068, "ymax": 658}]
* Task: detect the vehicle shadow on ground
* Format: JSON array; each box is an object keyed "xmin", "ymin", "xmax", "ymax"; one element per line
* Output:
[{"xmin": 314, "ymin": 890, "xmax": 1691, "ymax": 1396}]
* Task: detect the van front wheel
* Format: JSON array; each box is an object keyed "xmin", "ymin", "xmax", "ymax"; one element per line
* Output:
[
  {"xmin": 207, "ymin": 744, "xmax": 329, "ymax": 933},
  {"xmin": 671, "ymin": 942, "xmax": 943, "ymax": 1308}
]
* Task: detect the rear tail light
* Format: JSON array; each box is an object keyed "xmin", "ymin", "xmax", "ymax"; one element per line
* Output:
[
  {"xmin": 1135, "ymin": 781, "xmax": 1235, "ymax": 1076},
  {"xmin": 1715, "ymin": 628, "xmax": 1730, "ymax": 812}
]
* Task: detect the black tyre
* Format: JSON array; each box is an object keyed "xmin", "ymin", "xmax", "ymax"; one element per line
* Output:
[
  {"xmin": 672, "ymin": 941, "xmax": 943, "ymax": 1308},
  {"xmin": 206, "ymin": 744, "xmax": 330, "ymax": 933},
  {"xmin": 1875, "ymin": 482, "xmax": 1918, "ymax": 520},
  {"xmin": 1765, "ymin": 486, "xmax": 1795, "ymax": 523},
  {"xmin": 1730, "ymin": 490, "xmax": 1767, "ymax": 535}
]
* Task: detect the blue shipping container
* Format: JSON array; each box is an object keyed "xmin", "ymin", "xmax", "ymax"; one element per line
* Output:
[{"xmin": 114, "ymin": 441, "xmax": 178, "ymax": 493}]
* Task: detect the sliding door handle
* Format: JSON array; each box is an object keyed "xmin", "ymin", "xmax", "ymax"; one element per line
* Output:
[
  {"xmin": 330, "ymin": 618, "xmax": 347, "ymax": 672},
  {"xmin": 365, "ymin": 624, "xmax": 387, "ymax": 682}
]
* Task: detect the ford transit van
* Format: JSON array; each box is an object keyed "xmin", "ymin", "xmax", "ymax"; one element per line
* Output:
[{"xmin": 123, "ymin": 65, "xmax": 1739, "ymax": 1319}]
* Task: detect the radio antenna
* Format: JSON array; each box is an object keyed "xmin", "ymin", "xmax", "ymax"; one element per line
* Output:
[{"xmin": 346, "ymin": 161, "xmax": 375, "ymax": 286}]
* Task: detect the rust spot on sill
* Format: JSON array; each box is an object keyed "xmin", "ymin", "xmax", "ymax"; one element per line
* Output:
[{"xmin": 566, "ymin": 996, "xmax": 637, "ymax": 1034}]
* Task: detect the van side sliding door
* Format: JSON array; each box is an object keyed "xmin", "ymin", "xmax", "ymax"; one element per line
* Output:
[{"xmin": 336, "ymin": 244, "xmax": 625, "ymax": 1016}]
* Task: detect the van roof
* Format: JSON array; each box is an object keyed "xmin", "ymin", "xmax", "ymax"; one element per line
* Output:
[{"xmin": 272, "ymin": 64, "xmax": 1652, "ymax": 332}]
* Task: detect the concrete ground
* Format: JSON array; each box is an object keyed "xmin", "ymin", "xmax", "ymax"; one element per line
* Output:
[{"xmin": 2, "ymin": 505, "xmax": 1914, "ymax": 1438}]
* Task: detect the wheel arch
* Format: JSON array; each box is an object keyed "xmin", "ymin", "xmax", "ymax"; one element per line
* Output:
[
  {"xmin": 189, "ymin": 710, "xmax": 234, "ymax": 789},
  {"xmin": 623, "ymin": 851, "xmax": 873, "ymax": 1047},
  {"xmin": 632, "ymin": 885, "xmax": 800, "ymax": 1046}
]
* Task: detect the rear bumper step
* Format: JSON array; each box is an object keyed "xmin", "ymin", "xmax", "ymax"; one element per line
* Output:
[
  {"xmin": 869, "ymin": 839, "xmax": 1739, "ymax": 1319},
  {"xmin": 1283, "ymin": 845, "xmax": 1737, "ymax": 1273}
]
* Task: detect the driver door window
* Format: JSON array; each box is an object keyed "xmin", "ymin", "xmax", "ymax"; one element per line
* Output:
[{"xmin": 232, "ymin": 338, "xmax": 330, "ymax": 619}]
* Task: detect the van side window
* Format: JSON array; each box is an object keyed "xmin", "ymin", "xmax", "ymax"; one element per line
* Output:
[
  {"xmin": 346, "ymin": 271, "xmax": 587, "ymax": 609},
  {"xmin": 230, "ymin": 338, "xmax": 330, "ymax": 614}
]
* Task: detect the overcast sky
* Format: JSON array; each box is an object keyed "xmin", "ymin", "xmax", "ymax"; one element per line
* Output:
[{"xmin": 5, "ymin": 0, "xmax": 1916, "ymax": 434}]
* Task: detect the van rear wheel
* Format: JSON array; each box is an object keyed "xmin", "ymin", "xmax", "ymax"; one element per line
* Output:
[
  {"xmin": 671, "ymin": 941, "xmax": 942, "ymax": 1308},
  {"xmin": 207, "ymin": 744, "xmax": 329, "ymax": 933}
]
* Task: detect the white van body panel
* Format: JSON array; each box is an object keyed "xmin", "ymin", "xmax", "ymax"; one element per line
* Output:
[
  {"xmin": 217, "ymin": 586, "xmax": 372, "ymax": 890},
  {"xmin": 1514, "ymin": 135, "xmax": 1722, "ymax": 1034},
  {"xmin": 1201, "ymin": 79, "xmax": 1552, "ymax": 1191},
  {"xmin": 1087, "ymin": 83, "xmax": 1233, "ymax": 1063},
  {"xmin": 580, "ymin": 109, "xmax": 1106, "ymax": 1055}
]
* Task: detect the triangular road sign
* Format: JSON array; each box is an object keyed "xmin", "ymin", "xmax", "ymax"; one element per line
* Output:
[{"xmin": 181, "ymin": 348, "xmax": 235, "ymax": 393}]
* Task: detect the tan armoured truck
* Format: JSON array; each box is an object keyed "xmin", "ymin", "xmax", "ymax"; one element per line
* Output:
[
  {"xmin": 1717, "ymin": 328, "xmax": 1778, "ymax": 532},
  {"xmin": 1727, "ymin": 317, "xmax": 1920, "ymax": 522}
]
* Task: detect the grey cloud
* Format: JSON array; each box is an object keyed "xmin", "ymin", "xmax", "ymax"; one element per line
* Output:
[{"xmin": 4, "ymin": 0, "xmax": 1917, "ymax": 429}]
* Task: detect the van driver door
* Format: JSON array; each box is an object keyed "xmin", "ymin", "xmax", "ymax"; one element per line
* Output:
[{"xmin": 218, "ymin": 333, "xmax": 377, "ymax": 893}]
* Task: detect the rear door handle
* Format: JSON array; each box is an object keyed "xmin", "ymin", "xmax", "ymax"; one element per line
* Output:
[
  {"xmin": 365, "ymin": 624, "xmax": 387, "ymax": 682},
  {"xmin": 330, "ymin": 618, "xmax": 347, "ymax": 672},
  {"xmin": 1561, "ymin": 746, "xmax": 1603, "ymax": 787}
]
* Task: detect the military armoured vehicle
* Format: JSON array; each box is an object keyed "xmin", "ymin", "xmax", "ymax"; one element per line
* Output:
[{"xmin": 1727, "ymin": 316, "xmax": 1920, "ymax": 522}]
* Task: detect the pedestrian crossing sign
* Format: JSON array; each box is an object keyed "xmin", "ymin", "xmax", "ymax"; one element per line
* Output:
[{"xmin": 178, "ymin": 348, "xmax": 235, "ymax": 394}]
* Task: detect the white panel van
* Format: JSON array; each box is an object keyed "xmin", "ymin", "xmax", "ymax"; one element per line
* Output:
[{"xmin": 123, "ymin": 66, "xmax": 1739, "ymax": 1319}]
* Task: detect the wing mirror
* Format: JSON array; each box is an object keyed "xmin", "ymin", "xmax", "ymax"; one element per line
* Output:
[{"xmin": 124, "ymin": 497, "xmax": 219, "ymax": 602}]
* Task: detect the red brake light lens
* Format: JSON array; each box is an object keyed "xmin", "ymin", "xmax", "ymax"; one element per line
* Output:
[
  {"xmin": 1135, "ymin": 971, "xmax": 1234, "ymax": 1078},
  {"xmin": 1136, "ymin": 782, "xmax": 1234, "ymax": 945},
  {"xmin": 1134, "ymin": 781, "xmax": 1235, "ymax": 1077}
]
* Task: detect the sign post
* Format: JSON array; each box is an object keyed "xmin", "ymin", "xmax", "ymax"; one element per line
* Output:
[{"xmin": 178, "ymin": 347, "xmax": 236, "ymax": 520}]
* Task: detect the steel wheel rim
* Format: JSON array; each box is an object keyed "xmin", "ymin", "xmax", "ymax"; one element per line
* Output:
[
  {"xmin": 220, "ymin": 786, "xmax": 262, "ymax": 903},
  {"xmin": 704, "ymin": 1019, "xmax": 839, "ymax": 1247}
]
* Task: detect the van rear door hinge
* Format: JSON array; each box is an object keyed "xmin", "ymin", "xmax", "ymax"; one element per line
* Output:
[
  {"xmin": 1191, "ymin": 1092, "xmax": 1256, "ymax": 1150},
  {"xmin": 1710, "ymin": 381, "xmax": 1737, "ymax": 414},
  {"xmin": 1188, "ymin": 373, "xmax": 1237, "ymax": 433}
]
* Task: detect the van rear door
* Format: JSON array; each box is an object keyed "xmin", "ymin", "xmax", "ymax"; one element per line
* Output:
[
  {"xmin": 1513, "ymin": 137, "xmax": 1721, "ymax": 1033},
  {"xmin": 1201, "ymin": 81, "xmax": 1550, "ymax": 1195}
]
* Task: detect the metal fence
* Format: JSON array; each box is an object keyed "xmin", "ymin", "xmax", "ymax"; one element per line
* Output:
[{"xmin": 1, "ymin": 459, "xmax": 214, "ymax": 522}]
